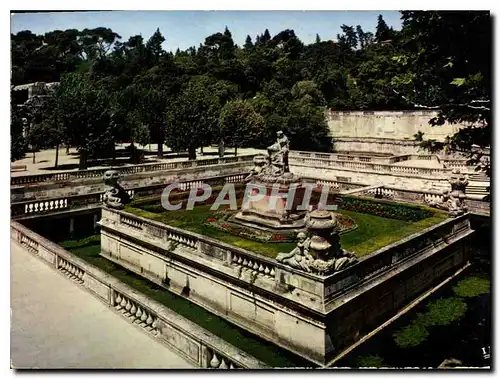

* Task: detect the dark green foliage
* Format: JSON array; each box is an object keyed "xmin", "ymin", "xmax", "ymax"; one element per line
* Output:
[
  {"xmin": 375, "ymin": 14, "xmax": 392, "ymax": 42},
  {"xmin": 393, "ymin": 317, "xmax": 430, "ymax": 348},
  {"xmin": 10, "ymin": 101, "xmax": 27, "ymax": 162},
  {"xmin": 393, "ymin": 297, "xmax": 468, "ymax": 348},
  {"xmin": 338, "ymin": 195, "xmax": 435, "ymax": 222},
  {"xmin": 425, "ymin": 298, "xmax": 467, "ymax": 326},
  {"xmin": 453, "ymin": 276, "xmax": 490, "ymax": 298},
  {"xmin": 11, "ymin": 12, "xmax": 490, "ymax": 169},
  {"xmin": 355, "ymin": 355, "xmax": 385, "ymax": 368},
  {"xmin": 392, "ymin": 11, "xmax": 491, "ymax": 175}
]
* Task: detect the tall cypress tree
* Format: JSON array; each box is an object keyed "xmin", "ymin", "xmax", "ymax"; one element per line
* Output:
[
  {"xmin": 375, "ymin": 14, "xmax": 391, "ymax": 41},
  {"xmin": 244, "ymin": 35, "xmax": 253, "ymax": 48}
]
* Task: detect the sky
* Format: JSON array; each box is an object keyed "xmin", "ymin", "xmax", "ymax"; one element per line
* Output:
[{"xmin": 11, "ymin": 11, "xmax": 402, "ymax": 52}]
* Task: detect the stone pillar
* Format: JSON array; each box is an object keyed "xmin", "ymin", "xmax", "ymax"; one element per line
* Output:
[{"xmin": 69, "ymin": 217, "xmax": 75, "ymax": 238}]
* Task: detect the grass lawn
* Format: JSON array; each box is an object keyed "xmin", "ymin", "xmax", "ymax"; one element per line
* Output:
[
  {"xmin": 124, "ymin": 205, "xmax": 447, "ymax": 258},
  {"xmin": 60, "ymin": 237, "xmax": 314, "ymax": 368}
]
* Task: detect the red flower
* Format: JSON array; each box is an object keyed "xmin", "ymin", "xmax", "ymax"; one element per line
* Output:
[{"xmin": 207, "ymin": 218, "xmax": 217, "ymax": 223}]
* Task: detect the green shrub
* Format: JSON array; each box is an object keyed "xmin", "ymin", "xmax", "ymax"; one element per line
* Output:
[
  {"xmin": 355, "ymin": 355, "xmax": 385, "ymax": 368},
  {"xmin": 393, "ymin": 297, "xmax": 468, "ymax": 349},
  {"xmin": 60, "ymin": 234, "xmax": 101, "ymax": 249},
  {"xmin": 453, "ymin": 276, "xmax": 490, "ymax": 298},
  {"xmin": 393, "ymin": 318, "xmax": 430, "ymax": 348},
  {"xmin": 338, "ymin": 195, "xmax": 435, "ymax": 222},
  {"xmin": 424, "ymin": 298, "xmax": 467, "ymax": 326}
]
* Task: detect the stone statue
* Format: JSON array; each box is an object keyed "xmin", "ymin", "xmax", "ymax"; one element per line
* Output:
[
  {"xmin": 277, "ymin": 210, "xmax": 357, "ymax": 275},
  {"xmin": 277, "ymin": 130, "xmax": 290, "ymax": 173},
  {"xmin": 103, "ymin": 170, "xmax": 132, "ymax": 209},
  {"xmin": 276, "ymin": 232, "xmax": 314, "ymax": 272},
  {"xmin": 427, "ymin": 169, "xmax": 469, "ymax": 217},
  {"xmin": 257, "ymin": 130, "xmax": 291, "ymax": 178},
  {"xmin": 245, "ymin": 155, "xmax": 268, "ymax": 182}
]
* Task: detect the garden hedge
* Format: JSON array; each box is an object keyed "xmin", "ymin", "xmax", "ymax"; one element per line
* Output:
[{"xmin": 337, "ymin": 195, "xmax": 434, "ymax": 222}]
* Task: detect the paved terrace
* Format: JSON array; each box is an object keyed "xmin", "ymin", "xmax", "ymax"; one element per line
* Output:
[{"xmin": 11, "ymin": 242, "xmax": 193, "ymax": 369}]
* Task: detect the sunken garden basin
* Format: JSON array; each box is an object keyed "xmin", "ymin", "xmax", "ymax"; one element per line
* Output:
[{"xmin": 98, "ymin": 184, "xmax": 473, "ymax": 365}]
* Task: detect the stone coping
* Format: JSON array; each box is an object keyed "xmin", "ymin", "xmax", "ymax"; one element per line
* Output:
[
  {"xmin": 10, "ymin": 220, "xmax": 268, "ymax": 369},
  {"xmin": 327, "ymin": 110, "xmax": 441, "ymax": 116}
]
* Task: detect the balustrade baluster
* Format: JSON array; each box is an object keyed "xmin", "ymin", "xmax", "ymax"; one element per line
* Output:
[{"xmin": 210, "ymin": 352, "xmax": 221, "ymax": 368}]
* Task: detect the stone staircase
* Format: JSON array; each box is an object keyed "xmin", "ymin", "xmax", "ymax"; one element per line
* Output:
[{"xmin": 465, "ymin": 171, "xmax": 490, "ymax": 198}]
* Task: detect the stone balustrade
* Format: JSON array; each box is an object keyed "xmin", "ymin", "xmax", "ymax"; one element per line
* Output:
[
  {"xmin": 289, "ymin": 155, "xmax": 449, "ymax": 179},
  {"xmin": 290, "ymin": 151, "xmax": 441, "ymax": 166},
  {"xmin": 11, "ymin": 173, "xmax": 249, "ymax": 219},
  {"xmin": 10, "ymin": 220, "xmax": 267, "ymax": 369},
  {"xmin": 301, "ymin": 177, "xmax": 366, "ymax": 192},
  {"xmin": 104, "ymin": 203, "xmax": 473, "ymax": 304},
  {"xmin": 11, "ymin": 154, "xmax": 258, "ymax": 187},
  {"xmin": 109, "ymin": 208, "xmax": 281, "ymax": 284},
  {"xmin": 230, "ymin": 252, "xmax": 276, "ymax": 281},
  {"xmin": 323, "ymin": 214, "xmax": 473, "ymax": 301},
  {"xmin": 350, "ymin": 185, "xmax": 489, "ymax": 217},
  {"xmin": 290, "ymin": 150, "xmax": 392, "ymax": 164},
  {"xmin": 289, "ymin": 151, "xmax": 475, "ymax": 175}
]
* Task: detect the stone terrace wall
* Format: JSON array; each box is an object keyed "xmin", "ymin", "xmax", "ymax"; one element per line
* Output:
[
  {"xmin": 10, "ymin": 220, "xmax": 267, "ymax": 369},
  {"xmin": 326, "ymin": 110, "xmax": 461, "ymax": 141},
  {"xmin": 11, "ymin": 157, "xmax": 256, "ymax": 203}
]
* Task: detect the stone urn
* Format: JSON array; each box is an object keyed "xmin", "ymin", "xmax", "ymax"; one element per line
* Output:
[{"xmin": 305, "ymin": 210, "xmax": 342, "ymax": 261}]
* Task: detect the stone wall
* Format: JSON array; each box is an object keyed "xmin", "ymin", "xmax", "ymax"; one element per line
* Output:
[
  {"xmin": 11, "ymin": 160, "xmax": 255, "ymax": 203},
  {"xmin": 326, "ymin": 240, "xmax": 471, "ymax": 361},
  {"xmin": 99, "ymin": 206, "xmax": 473, "ymax": 365},
  {"xmin": 10, "ymin": 220, "xmax": 267, "ymax": 369},
  {"xmin": 326, "ymin": 110, "xmax": 460, "ymax": 141},
  {"xmin": 332, "ymin": 137, "xmax": 424, "ymax": 155}
]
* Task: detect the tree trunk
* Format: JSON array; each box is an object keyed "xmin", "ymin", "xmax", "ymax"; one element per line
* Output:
[
  {"xmin": 32, "ymin": 150, "xmax": 36, "ymax": 164},
  {"xmin": 157, "ymin": 129, "xmax": 164, "ymax": 158},
  {"xmin": 235, "ymin": 146, "xmax": 238, "ymax": 156},
  {"xmin": 200, "ymin": 146, "xmax": 204, "ymax": 156},
  {"xmin": 66, "ymin": 144, "xmax": 70, "ymax": 154},
  {"xmin": 79, "ymin": 150, "xmax": 88, "ymax": 170},
  {"xmin": 54, "ymin": 143, "xmax": 59, "ymax": 168},
  {"xmin": 188, "ymin": 146, "xmax": 196, "ymax": 160},
  {"xmin": 157, "ymin": 142, "xmax": 163, "ymax": 158},
  {"xmin": 218, "ymin": 140, "xmax": 225, "ymax": 158},
  {"xmin": 111, "ymin": 144, "xmax": 116, "ymax": 165}
]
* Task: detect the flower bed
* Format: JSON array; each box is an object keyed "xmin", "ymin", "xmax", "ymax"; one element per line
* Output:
[
  {"xmin": 338, "ymin": 195, "xmax": 435, "ymax": 222},
  {"xmin": 204, "ymin": 212, "xmax": 357, "ymax": 243}
]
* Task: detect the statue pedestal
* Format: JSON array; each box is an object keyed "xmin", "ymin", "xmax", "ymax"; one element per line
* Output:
[{"xmin": 234, "ymin": 176, "xmax": 307, "ymax": 230}]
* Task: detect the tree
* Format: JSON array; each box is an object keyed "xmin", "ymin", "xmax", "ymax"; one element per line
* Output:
[
  {"xmin": 356, "ymin": 25, "xmax": 373, "ymax": 49},
  {"xmin": 262, "ymin": 29, "xmax": 271, "ymax": 43},
  {"xmin": 36, "ymin": 95, "xmax": 65, "ymax": 167},
  {"xmin": 391, "ymin": 11, "xmax": 491, "ymax": 175},
  {"xmin": 291, "ymin": 80, "xmax": 325, "ymax": 106},
  {"xmin": 219, "ymin": 99, "xmax": 264, "ymax": 156},
  {"xmin": 375, "ymin": 14, "xmax": 391, "ymax": 42},
  {"xmin": 165, "ymin": 79, "xmax": 220, "ymax": 160},
  {"xmin": 11, "ymin": 101, "xmax": 27, "ymax": 162},
  {"xmin": 146, "ymin": 28, "xmax": 166, "ymax": 65},
  {"xmin": 53, "ymin": 72, "xmax": 113, "ymax": 169},
  {"xmin": 244, "ymin": 35, "xmax": 253, "ymax": 49},
  {"xmin": 340, "ymin": 25, "xmax": 358, "ymax": 50},
  {"xmin": 315, "ymin": 34, "xmax": 321, "ymax": 44}
]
